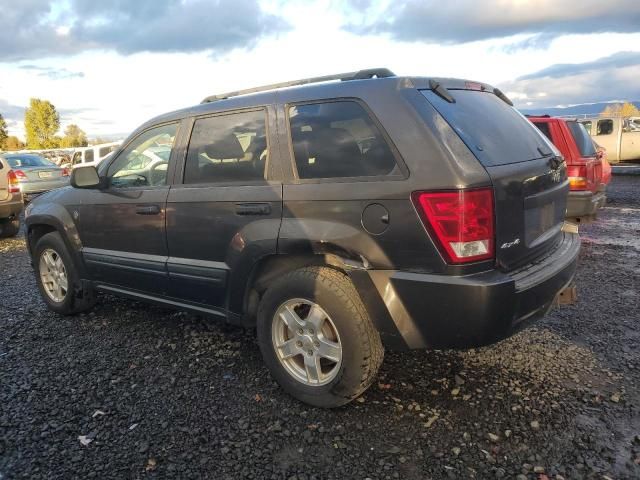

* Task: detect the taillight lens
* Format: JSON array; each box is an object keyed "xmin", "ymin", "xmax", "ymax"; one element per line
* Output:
[
  {"xmin": 567, "ymin": 165, "xmax": 587, "ymax": 191},
  {"xmin": 13, "ymin": 169, "xmax": 27, "ymax": 179},
  {"xmin": 62, "ymin": 167, "xmax": 70, "ymax": 177},
  {"xmin": 412, "ymin": 188, "xmax": 495, "ymax": 264},
  {"xmin": 7, "ymin": 170, "xmax": 21, "ymax": 193}
]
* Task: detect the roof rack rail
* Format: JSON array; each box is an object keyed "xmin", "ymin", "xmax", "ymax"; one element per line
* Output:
[{"xmin": 200, "ymin": 68, "xmax": 395, "ymax": 104}]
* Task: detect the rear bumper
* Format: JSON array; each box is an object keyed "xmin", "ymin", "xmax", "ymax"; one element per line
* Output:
[
  {"xmin": 0, "ymin": 195, "xmax": 24, "ymax": 219},
  {"xmin": 566, "ymin": 190, "xmax": 606, "ymax": 220},
  {"xmin": 351, "ymin": 229, "xmax": 580, "ymax": 351}
]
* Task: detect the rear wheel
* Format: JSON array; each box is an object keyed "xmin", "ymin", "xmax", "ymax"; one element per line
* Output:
[
  {"xmin": 34, "ymin": 232, "xmax": 96, "ymax": 315},
  {"xmin": 0, "ymin": 217, "xmax": 20, "ymax": 238},
  {"xmin": 257, "ymin": 266, "xmax": 384, "ymax": 407}
]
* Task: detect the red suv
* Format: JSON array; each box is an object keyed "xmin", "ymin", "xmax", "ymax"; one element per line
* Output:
[{"xmin": 528, "ymin": 115, "xmax": 607, "ymax": 222}]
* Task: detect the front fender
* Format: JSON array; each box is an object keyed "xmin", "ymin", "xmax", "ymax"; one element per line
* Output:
[{"xmin": 25, "ymin": 200, "xmax": 85, "ymax": 274}]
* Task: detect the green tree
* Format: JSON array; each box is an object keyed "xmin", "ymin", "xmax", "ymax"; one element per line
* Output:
[
  {"xmin": 24, "ymin": 98, "xmax": 60, "ymax": 149},
  {"xmin": 601, "ymin": 102, "xmax": 640, "ymax": 118},
  {"xmin": 0, "ymin": 113, "xmax": 8, "ymax": 149},
  {"xmin": 4, "ymin": 136, "xmax": 25, "ymax": 151},
  {"xmin": 60, "ymin": 124, "xmax": 88, "ymax": 148}
]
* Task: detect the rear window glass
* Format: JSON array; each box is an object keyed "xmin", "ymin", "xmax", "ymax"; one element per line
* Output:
[
  {"xmin": 5, "ymin": 155, "xmax": 55, "ymax": 168},
  {"xmin": 421, "ymin": 90, "xmax": 553, "ymax": 166},
  {"xmin": 567, "ymin": 122, "xmax": 596, "ymax": 157}
]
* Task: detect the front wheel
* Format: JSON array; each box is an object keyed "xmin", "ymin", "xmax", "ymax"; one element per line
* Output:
[
  {"xmin": 257, "ymin": 267, "xmax": 384, "ymax": 408},
  {"xmin": 34, "ymin": 232, "xmax": 96, "ymax": 315}
]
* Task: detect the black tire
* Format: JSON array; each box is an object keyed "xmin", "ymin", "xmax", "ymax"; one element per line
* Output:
[
  {"xmin": 33, "ymin": 231, "xmax": 96, "ymax": 315},
  {"xmin": 257, "ymin": 266, "xmax": 384, "ymax": 408},
  {"xmin": 0, "ymin": 217, "xmax": 20, "ymax": 238}
]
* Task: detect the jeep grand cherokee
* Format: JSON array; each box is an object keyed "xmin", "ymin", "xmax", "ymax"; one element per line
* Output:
[{"xmin": 24, "ymin": 69, "xmax": 579, "ymax": 407}]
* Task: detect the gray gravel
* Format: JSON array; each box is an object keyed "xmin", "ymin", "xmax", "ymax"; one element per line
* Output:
[{"xmin": 1, "ymin": 176, "xmax": 639, "ymax": 479}]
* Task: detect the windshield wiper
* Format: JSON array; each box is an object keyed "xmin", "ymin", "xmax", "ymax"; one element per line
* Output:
[
  {"xmin": 537, "ymin": 146, "xmax": 553, "ymax": 157},
  {"xmin": 429, "ymin": 79, "xmax": 455, "ymax": 103}
]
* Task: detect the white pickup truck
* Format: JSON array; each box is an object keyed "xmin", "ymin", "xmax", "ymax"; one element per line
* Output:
[{"xmin": 580, "ymin": 117, "xmax": 640, "ymax": 163}]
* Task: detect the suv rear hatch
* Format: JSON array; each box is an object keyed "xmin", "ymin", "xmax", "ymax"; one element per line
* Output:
[{"xmin": 421, "ymin": 83, "xmax": 569, "ymax": 271}]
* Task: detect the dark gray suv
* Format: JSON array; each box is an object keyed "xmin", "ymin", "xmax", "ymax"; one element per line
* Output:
[{"xmin": 25, "ymin": 69, "xmax": 579, "ymax": 407}]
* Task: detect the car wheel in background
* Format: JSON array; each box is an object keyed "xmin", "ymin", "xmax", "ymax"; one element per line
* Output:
[
  {"xmin": 34, "ymin": 231, "xmax": 96, "ymax": 315},
  {"xmin": 257, "ymin": 266, "xmax": 384, "ymax": 408},
  {"xmin": 0, "ymin": 217, "xmax": 20, "ymax": 238}
]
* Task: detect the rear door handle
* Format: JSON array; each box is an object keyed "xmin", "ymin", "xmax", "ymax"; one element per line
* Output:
[
  {"xmin": 235, "ymin": 203, "xmax": 271, "ymax": 216},
  {"xmin": 136, "ymin": 205, "xmax": 161, "ymax": 215}
]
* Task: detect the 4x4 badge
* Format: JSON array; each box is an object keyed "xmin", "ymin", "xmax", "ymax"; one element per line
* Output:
[{"xmin": 500, "ymin": 238, "xmax": 521, "ymax": 249}]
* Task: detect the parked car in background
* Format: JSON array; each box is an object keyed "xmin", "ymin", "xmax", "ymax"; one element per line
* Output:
[
  {"xmin": 0, "ymin": 156, "xmax": 24, "ymax": 238},
  {"xmin": 70, "ymin": 142, "xmax": 121, "ymax": 168},
  {"xmin": 25, "ymin": 69, "xmax": 579, "ymax": 407},
  {"xmin": 1, "ymin": 153, "xmax": 70, "ymax": 202},
  {"xmin": 579, "ymin": 116, "xmax": 640, "ymax": 163},
  {"xmin": 595, "ymin": 142, "xmax": 612, "ymax": 185},
  {"xmin": 528, "ymin": 115, "xmax": 606, "ymax": 223}
]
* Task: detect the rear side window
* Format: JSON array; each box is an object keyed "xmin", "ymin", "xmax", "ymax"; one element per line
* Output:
[
  {"xmin": 288, "ymin": 101, "xmax": 398, "ymax": 179},
  {"xmin": 533, "ymin": 122, "xmax": 552, "ymax": 141},
  {"xmin": 184, "ymin": 110, "xmax": 267, "ymax": 184},
  {"xmin": 85, "ymin": 149, "xmax": 94, "ymax": 162},
  {"xmin": 597, "ymin": 119, "xmax": 613, "ymax": 135},
  {"xmin": 567, "ymin": 122, "xmax": 596, "ymax": 157},
  {"xmin": 421, "ymin": 90, "xmax": 553, "ymax": 166}
]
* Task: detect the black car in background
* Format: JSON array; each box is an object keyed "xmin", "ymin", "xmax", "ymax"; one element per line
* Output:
[{"xmin": 24, "ymin": 69, "xmax": 579, "ymax": 407}]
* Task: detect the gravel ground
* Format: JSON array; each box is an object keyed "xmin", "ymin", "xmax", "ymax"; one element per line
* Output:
[{"xmin": 1, "ymin": 176, "xmax": 639, "ymax": 480}]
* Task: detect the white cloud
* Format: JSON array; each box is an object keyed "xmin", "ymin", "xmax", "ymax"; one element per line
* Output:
[{"xmin": 0, "ymin": 1, "xmax": 639, "ymax": 139}]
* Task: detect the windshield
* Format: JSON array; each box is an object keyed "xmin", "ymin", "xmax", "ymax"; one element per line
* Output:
[
  {"xmin": 567, "ymin": 122, "xmax": 596, "ymax": 157},
  {"xmin": 421, "ymin": 89, "xmax": 554, "ymax": 166},
  {"xmin": 5, "ymin": 155, "xmax": 57, "ymax": 168}
]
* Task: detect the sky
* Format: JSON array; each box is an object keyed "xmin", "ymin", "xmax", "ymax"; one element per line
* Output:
[{"xmin": 1, "ymin": 0, "xmax": 639, "ymax": 140}]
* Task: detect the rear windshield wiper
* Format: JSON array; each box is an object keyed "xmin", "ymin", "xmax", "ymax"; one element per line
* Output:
[
  {"xmin": 537, "ymin": 146, "xmax": 553, "ymax": 157},
  {"xmin": 429, "ymin": 79, "xmax": 455, "ymax": 103}
]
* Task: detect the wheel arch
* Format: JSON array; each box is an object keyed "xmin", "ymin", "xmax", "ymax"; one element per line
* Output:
[
  {"xmin": 25, "ymin": 212, "xmax": 86, "ymax": 276},
  {"xmin": 231, "ymin": 250, "xmax": 367, "ymax": 326}
]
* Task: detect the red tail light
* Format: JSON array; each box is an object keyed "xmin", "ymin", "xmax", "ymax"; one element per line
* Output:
[
  {"xmin": 567, "ymin": 165, "xmax": 587, "ymax": 191},
  {"xmin": 13, "ymin": 169, "xmax": 27, "ymax": 179},
  {"xmin": 7, "ymin": 170, "xmax": 21, "ymax": 194},
  {"xmin": 62, "ymin": 167, "xmax": 70, "ymax": 177},
  {"xmin": 412, "ymin": 188, "xmax": 495, "ymax": 264}
]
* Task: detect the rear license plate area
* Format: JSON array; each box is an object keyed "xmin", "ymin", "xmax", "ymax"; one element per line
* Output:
[
  {"xmin": 38, "ymin": 171, "xmax": 53, "ymax": 179},
  {"xmin": 524, "ymin": 201, "xmax": 564, "ymax": 246}
]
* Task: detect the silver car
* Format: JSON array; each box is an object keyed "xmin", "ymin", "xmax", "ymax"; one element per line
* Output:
[{"xmin": 1, "ymin": 153, "xmax": 70, "ymax": 200}]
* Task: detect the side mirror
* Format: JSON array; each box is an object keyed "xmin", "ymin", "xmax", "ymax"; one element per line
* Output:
[{"xmin": 71, "ymin": 165, "xmax": 103, "ymax": 189}]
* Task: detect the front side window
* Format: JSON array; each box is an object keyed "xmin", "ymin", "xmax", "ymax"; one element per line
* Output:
[
  {"xmin": 580, "ymin": 121, "xmax": 592, "ymax": 133},
  {"xmin": 184, "ymin": 110, "xmax": 268, "ymax": 184},
  {"xmin": 108, "ymin": 123, "xmax": 177, "ymax": 188},
  {"xmin": 288, "ymin": 101, "xmax": 398, "ymax": 179},
  {"xmin": 597, "ymin": 119, "xmax": 613, "ymax": 135}
]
